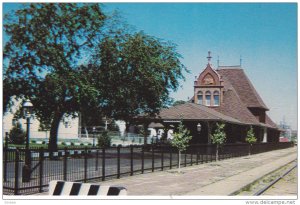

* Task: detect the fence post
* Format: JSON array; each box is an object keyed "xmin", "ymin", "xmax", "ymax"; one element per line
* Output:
[
  {"xmin": 169, "ymin": 146, "xmax": 172, "ymax": 169},
  {"xmin": 84, "ymin": 147, "xmax": 88, "ymax": 183},
  {"xmin": 95, "ymin": 149, "xmax": 99, "ymax": 171},
  {"xmin": 102, "ymin": 147, "xmax": 105, "ymax": 181},
  {"xmin": 14, "ymin": 149, "xmax": 20, "ymax": 195},
  {"xmin": 117, "ymin": 145, "xmax": 121, "ymax": 178},
  {"xmin": 190, "ymin": 147, "xmax": 193, "ymax": 166},
  {"xmin": 210, "ymin": 146, "xmax": 213, "ymax": 162},
  {"xmin": 184, "ymin": 150, "xmax": 187, "ymax": 167},
  {"xmin": 4, "ymin": 132, "xmax": 9, "ymax": 182},
  {"xmin": 196, "ymin": 145, "xmax": 199, "ymax": 165},
  {"xmin": 177, "ymin": 150, "xmax": 180, "ymax": 168},
  {"xmin": 141, "ymin": 145, "xmax": 144, "ymax": 174},
  {"xmin": 63, "ymin": 147, "xmax": 67, "ymax": 181},
  {"xmin": 161, "ymin": 145, "xmax": 164, "ymax": 171},
  {"xmin": 39, "ymin": 147, "xmax": 44, "ymax": 193},
  {"xmin": 130, "ymin": 145, "xmax": 133, "ymax": 176},
  {"xmin": 152, "ymin": 144, "xmax": 155, "ymax": 172}
]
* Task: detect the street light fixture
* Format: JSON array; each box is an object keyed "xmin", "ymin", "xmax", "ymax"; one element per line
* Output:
[
  {"xmin": 22, "ymin": 99, "xmax": 33, "ymax": 182},
  {"xmin": 197, "ymin": 123, "xmax": 202, "ymax": 133}
]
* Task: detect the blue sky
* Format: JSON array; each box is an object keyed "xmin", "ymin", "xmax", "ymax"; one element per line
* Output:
[{"xmin": 3, "ymin": 3, "xmax": 298, "ymax": 130}]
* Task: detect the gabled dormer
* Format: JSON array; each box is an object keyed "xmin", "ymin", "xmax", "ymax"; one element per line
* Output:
[{"xmin": 194, "ymin": 52, "xmax": 224, "ymax": 107}]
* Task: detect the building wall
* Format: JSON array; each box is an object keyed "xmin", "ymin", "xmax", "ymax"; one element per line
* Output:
[
  {"xmin": 2, "ymin": 99, "xmax": 79, "ymax": 140},
  {"xmin": 248, "ymin": 108, "xmax": 266, "ymax": 123},
  {"xmin": 194, "ymin": 87, "xmax": 222, "ymax": 106}
]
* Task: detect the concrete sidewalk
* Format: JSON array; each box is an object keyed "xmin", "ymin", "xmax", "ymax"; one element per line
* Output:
[
  {"xmin": 98, "ymin": 147, "xmax": 297, "ymax": 196},
  {"xmin": 35, "ymin": 147, "xmax": 297, "ymax": 197}
]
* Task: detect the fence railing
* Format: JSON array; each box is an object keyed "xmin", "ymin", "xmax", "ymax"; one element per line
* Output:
[{"xmin": 2, "ymin": 142, "xmax": 294, "ymax": 195}]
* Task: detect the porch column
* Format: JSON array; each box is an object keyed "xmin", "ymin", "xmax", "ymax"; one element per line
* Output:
[
  {"xmin": 207, "ymin": 121, "xmax": 212, "ymax": 144},
  {"xmin": 263, "ymin": 127, "xmax": 268, "ymax": 143}
]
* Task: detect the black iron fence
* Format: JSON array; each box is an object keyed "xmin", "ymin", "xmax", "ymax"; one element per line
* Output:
[{"xmin": 3, "ymin": 142, "xmax": 294, "ymax": 195}]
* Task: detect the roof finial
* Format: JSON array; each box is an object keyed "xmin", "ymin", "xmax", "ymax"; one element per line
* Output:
[
  {"xmin": 217, "ymin": 56, "xmax": 220, "ymax": 67},
  {"xmin": 207, "ymin": 51, "xmax": 212, "ymax": 64}
]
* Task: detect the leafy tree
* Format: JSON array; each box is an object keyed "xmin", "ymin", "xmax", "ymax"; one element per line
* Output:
[
  {"xmin": 91, "ymin": 31, "xmax": 188, "ymax": 124},
  {"xmin": 4, "ymin": 3, "xmax": 188, "ymax": 154},
  {"xmin": 170, "ymin": 121, "xmax": 192, "ymax": 173},
  {"xmin": 211, "ymin": 123, "xmax": 226, "ymax": 161},
  {"xmin": 38, "ymin": 119, "xmax": 51, "ymax": 132},
  {"xmin": 173, "ymin": 100, "xmax": 186, "ymax": 106},
  {"xmin": 3, "ymin": 3, "xmax": 106, "ymax": 152},
  {"xmin": 245, "ymin": 126, "xmax": 257, "ymax": 155},
  {"xmin": 9, "ymin": 122, "xmax": 26, "ymax": 145},
  {"xmin": 97, "ymin": 131, "xmax": 111, "ymax": 148}
]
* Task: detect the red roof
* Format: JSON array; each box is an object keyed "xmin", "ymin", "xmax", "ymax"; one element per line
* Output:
[
  {"xmin": 216, "ymin": 67, "xmax": 269, "ymax": 110},
  {"xmin": 140, "ymin": 64, "xmax": 278, "ymax": 131},
  {"xmin": 212, "ymin": 88, "xmax": 259, "ymax": 125}
]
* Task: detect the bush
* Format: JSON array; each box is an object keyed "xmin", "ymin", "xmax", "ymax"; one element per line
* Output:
[
  {"xmin": 42, "ymin": 141, "xmax": 46, "ymax": 144},
  {"xmin": 61, "ymin": 142, "xmax": 66, "ymax": 146},
  {"xmin": 31, "ymin": 140, "xmax": 37, "ymax": 144},
  {"xmin": 9, "ymin": 122, "xmax": 26, "ymax": 145},
  {"xmin": 98, "ymin": 131, "xmax": 111, "ymax": 148},
  {"xmin": 71, "ymin": 142, "xmax": 75, "ymax": 146},
  {"xmin": 211, "ymin": 123, "xmax": 226, "ymax": 161},
  {"xmin": 246, "ymin": 126, "xmax": 257, "ymax": 145}
]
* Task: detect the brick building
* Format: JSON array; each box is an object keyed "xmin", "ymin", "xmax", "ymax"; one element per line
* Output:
[{"xmin": 136, "ymin": 52, "xmax": 280, "ymax": 144}]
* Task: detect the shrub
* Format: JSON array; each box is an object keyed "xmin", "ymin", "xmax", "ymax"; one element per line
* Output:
[
  {"xmin": 170, "ymin": 121, "xmax": 192, "ymax": 173},
  {"xmin": 31, "ymin": 140, "xmax": 37, "ymax": 144},
  {"xmin": 246, "ymin": 126, "xmax": 257, "ymax": 155},
  {"xmin": 61, "ymin": 142, "xmax": 66, "ymax": 146},
  {"xmin": 71, "ymin": 142, "xmax": 75, "ymax": 146},
  {"xmin": 246, "ymin": 126, "xmax": 257, "ymax": 144},
  {"xmin": 98, "ymin": 131, "xmax": 111, "ymax": 148},
  {"xmin": 42, "ymin": 141, "xmax": 46, "ymax": 144},
  {"xmin": 9, "ymin": 122, "xmax": 26, "ymax": 145},
  {"xmin": 211, "ymin": 123, "xmax": 226, "ymax": 161}
]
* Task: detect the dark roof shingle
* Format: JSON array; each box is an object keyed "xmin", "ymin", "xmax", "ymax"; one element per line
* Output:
[
  {"xmin": 213, "ymin": 88, "xmax": 260, "ymax": 125},
  {"xmin": 153, "ymin": 103, "xmax": 241, "ymax": 124},
  {"xmin": 217, "ymin": 68, "xmax": 269, "ymax": 110}
]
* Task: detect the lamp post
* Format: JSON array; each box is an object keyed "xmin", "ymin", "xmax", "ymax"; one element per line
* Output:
[
  {"xmin": 22, "ymin": 99, "xmax": 33, "ymax": 182},
  {"xmin": 93, "ymin": 127, "xmax": 96, "ymax": 147}
]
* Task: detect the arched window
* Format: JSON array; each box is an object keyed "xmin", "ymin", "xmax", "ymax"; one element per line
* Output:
[
  {"xmin": 197, "ymin": 91, "xmax": 203, "ymax": 105},
  {"xmin": 213, "ymin": 91, "xmax": 220, "ymax": 106},
  {"xmin": 205, "ymin": 91, "xmax": 211, "ymax": 106}
]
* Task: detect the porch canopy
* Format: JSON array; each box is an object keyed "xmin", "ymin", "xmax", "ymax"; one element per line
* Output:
[
  {"xmin": 134, "ymin": 103, "xmax": 243, "ymax": 144},
  {"xmin": 134, "ymin": 103, "xmax": 241, "ymax": 125}
]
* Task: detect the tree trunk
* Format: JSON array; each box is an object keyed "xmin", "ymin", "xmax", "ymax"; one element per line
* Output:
[
  {"xmin": 178, "ymin": 150, "xmax": 181, "ymax": 173},
  {"xmin": 48, "ymin": 111, "xmax": 64, "ymax": 154},
  {"xmin": 249, "ymin": 144, "xmax": 251, "ymax": 156}
]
